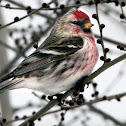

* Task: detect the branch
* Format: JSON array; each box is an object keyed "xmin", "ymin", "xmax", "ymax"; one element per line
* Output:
[
  {"xmin": 19, "ymin": 89, "xmax": 74, "ymax": 126},
  {"xmin": 0, "ymin": 40, "xmax": 18, "ymax": 53},
  {"xmin": 6, "ymin": 109, "xmax": 62, "ymax": 124},
  {"xmin": 0, "ymin": 0, "xmax": 120, "ymax": 30},
  {"xmin": 89, "ymin": 105, "xmax": 125, "ymax": 126},
  {"xmin": 95, "ymin": 1, "xmax": 106, "ymax": 62},
  {"xmin": 2, "ymin": 0, "xmax": 118, "ymax": 11},
  {"xmin": 94, "ymin": 34, "xmax": 126, "ymax": 48},
  {"xmin": 119, "ymin": 1, "xmax": 126, "ymax": 20},
  {"xmin": 0, "ymin": 0, "xmax": 56, "ymax": 30},
  {"xmin": 0, "ymin": 21, "xmax": 55, "ymax": 76},
  {"xmin": 4, "ymin": 0, "xmax": 54, "ymax": 20},
  {"xmin": 0, "ymin": 40, "xmax": 26, "ymax": 58},
  {"xmin": 63, "ymin": 92, "xmax": 126, "ymax": 110},
  {"xmin": 19, "ymin": 53, "xmax": 126, "ymax": 126}
]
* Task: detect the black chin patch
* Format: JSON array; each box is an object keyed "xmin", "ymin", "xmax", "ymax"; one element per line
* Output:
[{"xmin": 83, "ymin": 29, "xmax": 91, "ymax": 33}]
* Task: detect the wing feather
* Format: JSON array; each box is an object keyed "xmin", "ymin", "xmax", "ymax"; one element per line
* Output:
[{"xmin": 0, "ymin": 36, "xmax": 84, "ymax": 81}]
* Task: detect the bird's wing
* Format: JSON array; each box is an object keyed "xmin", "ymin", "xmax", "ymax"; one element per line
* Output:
[{"xmin": 0, "ymin": 36, "xmax": 84, "ymax": 82}]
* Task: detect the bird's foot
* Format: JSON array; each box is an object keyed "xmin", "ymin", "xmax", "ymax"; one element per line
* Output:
[
  {"xmin": 51, "ymin": 93, "xmax": 65, "ymax": 106},
  {"xmin": 74, "ymin": 75, "xmax": 88, "ymax": 92}
]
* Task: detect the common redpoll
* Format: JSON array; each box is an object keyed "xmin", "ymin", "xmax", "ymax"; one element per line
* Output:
[{"xmin": 0, "ymin": 8, "xmax": 98, "ymax": 95}]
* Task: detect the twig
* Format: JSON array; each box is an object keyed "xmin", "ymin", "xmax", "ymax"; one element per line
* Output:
[
  {"xmin": 0, "ymin": 0, "xmax": 121, "ymax": 30},
  {"xmin": 42, "ymin": 109, "xmax": 63, "ymax": 117},
  {"xmin": 119, "ymin": 1, "xmax": 126, "ymax": 20},
  {"xmin": 0, "ymin": 0, "xmax": 56, "ymax": 30},
  {"xmin": 19, "ymin": 53, "xmax": 126, "ymax": 126},
  {"xmin": 0, "ymin": 40, "xmax": 18, "ymax": 53},
  {"xmin": 0, "ymin": 21, "xmax": 55, "ymax": 76},
  {"xmin": 0, "ymin": 5, "xmax": 25, "ymax": 10},
  {"xmin": 63, "ymin": 91, "xmax": 126, "ymax": 110},
  {"xmin": 97, "ymin": 2, "xmax": 126, "ymax": 32},
  {"xmin": 2, "ymin": 0, "xmax": 118, "ymax": 11},
  {"xmin": 58, "ymin": 111, "xmax": 67, "ymax": 126},
  {"xmin": 19, "ymin": 89, "xmax": 74, "ymax": 126},
  {"xmin": 32, "ymin": 92, "xmax": 48, "ymax": 102},
  {"xmin": 89, "ymin": 105, "xmax": 125, "ymax": 126},
  {"xmin": 0, "ymin": 40, "xmax": 26, "ymax": 58},
  {"xmin": 102, "ymin": 61, "xmax": 125, "ymax": 95},
  {"xmin": 121, "ymin": 21, "xmax": 126, "ymax": 24},
  {"xmin": 6, "ymin": 116, "xmax": 30, "ymax": 124},
  {"xmin": 6, "ymin": 109, "xmax": 63, "ymax": 124},
  {"xmin": 4, "ymin": 0, "xmax": 54, "ymax": 20},
  {"xmin": 95, "ymin": 1, "xmax": 106, "ymax": 63},
  {"xmin": 94, "ymin": 34, "xmax": 126, "ymax": 48}
]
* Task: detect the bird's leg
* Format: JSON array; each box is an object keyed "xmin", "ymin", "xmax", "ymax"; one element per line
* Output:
[
  {"xmin": 74, "ymin": 75, "xmax": 88, "ymax": 91},
  {"xmin": 51, "ymin": 93, "xmax": 65, "ymax": 106}
]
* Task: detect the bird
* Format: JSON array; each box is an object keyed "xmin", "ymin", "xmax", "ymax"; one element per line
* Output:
[{"xmin": 0, "ymin": 8, "xmax": 98, "ymax": 95}]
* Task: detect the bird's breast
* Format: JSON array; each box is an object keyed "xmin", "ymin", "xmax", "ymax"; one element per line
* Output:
[
  {"xmin": 72, "ymin": 37, "xmax": 98, "ymax": 75},
  {"xmin": 57, "ymin": 41, "xmax": 98, "ymax": 80}
]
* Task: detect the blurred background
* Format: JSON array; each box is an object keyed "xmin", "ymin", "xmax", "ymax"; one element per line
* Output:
[{"xmin": 0, "ymin": 0, "xmax": 126, "ymax": 126}]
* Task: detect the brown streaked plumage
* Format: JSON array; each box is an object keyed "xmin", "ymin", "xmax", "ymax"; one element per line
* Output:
[{"xmin": 0, "ymin": 8, "xmax": 98, "ymax": 94}]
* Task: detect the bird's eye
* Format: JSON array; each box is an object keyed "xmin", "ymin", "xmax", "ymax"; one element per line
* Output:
[
  {"xmin": 71, "ymin": 21, "xmax": 83, "ymax": 26},
  {"xmin": 72, "ymin": 21, "xmax": 78, "ymax": 24}
]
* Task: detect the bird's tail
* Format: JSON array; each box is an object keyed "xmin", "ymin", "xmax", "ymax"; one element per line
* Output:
[
  {"xmin": 0, "ymin": 73, "xmax": 13, "ymax": 83},
  {"xmin": 0, "ymin": 78, "xmax": 24, "ymax": 94}
]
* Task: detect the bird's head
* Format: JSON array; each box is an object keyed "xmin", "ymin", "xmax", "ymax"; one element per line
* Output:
[{"xmin": 51, "ymin": 8, "xmax": 94, "ymax": 38}]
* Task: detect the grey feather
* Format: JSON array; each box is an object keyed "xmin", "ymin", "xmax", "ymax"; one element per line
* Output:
[
  {"xmin": 0, "ymin": 78, "xmax": 24, "ymax": 93},
  {"xmin": 0, "ymin": 36, "xmax": 84, "ymax": 82}
]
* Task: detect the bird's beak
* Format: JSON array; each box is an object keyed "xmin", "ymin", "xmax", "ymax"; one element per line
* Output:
[{"xmin": 84, "ymin": 23, "xmax": 94, "ymax": 29}]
